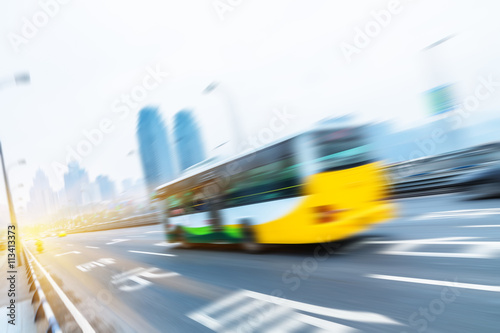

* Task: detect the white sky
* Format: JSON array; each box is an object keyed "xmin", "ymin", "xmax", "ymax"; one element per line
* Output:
[{"xmin": 1, "ymin": 0, "xmax": 500, "ymax": 218}]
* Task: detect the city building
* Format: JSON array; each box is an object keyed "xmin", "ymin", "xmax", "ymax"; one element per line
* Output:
[
  {"xmin": 173, "ymin": 109, "xmax": 206, "ymax": 171},
  {"xmin": 27, "ymin": 169, "xmax": 57, "ymax": 217},
  {"xmin": 96, "ymin": 175, "xmax": 116, "ymax": 201},
  {"xmin": 63, "ymin": 161, "xmax": 90, "ymax": 207},
  {"xmin": 136, "ymin": 107, "xmax": 177, "ymax": 193}
]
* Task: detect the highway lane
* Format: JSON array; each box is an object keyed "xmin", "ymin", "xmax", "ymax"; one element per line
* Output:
[{"xmin": 25, "ymin": 194, "xmax": 500, "ymax": 332}]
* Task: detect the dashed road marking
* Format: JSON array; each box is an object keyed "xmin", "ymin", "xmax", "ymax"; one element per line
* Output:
[
  {"xmin": 145, "ymin": 231, "xmax": 163, "ymax": 234},
  {"xmin": 106, "ymin": 239, "xmax": 130, "ymax": 245},
  {"xmin": 111, "ymin": 267, "xmax": 179, "ymax": 292},
  {"xmin": 364, "ymin": 237, "xmax": 500, "ymax": 259},
  {"xmin": 368, "ymin": 274, "xmax": 500, "ymax": 292},
  {"xmin": 414, "ymin": 208, "xmax": 500, "ymax": 221},
  {"xmin": 55, "ymin": 251, "xmax": 81, "ymax": 257},
  {"xmin": 128, "ymin": 250, "xmax": 176, "ymax": 257},
  {"xmin": 459, "ymin": 225, "xmax": 500, "ymax": 228},
  {"xmin": 85, "ymin": 246, "xmax": 99, "ymax": 249},
  {"xmin": 77, "ymin": 258, "xmax": 115, "ymax": 272}
]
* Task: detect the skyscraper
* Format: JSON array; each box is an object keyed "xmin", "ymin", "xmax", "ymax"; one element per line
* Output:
[
  {"xmin": 136, "ymin": 107, "xmax": 177, "ymax": 193},
  {"xmin": 28, "ymin": 169, "xmax": 56, "ymax": 216},
  {"xmin": 96, "ymin": 175, "xmax": 116, "ymax": 201},
  {"xmin": 173, "ymin": 109, "xmax": 206, "ymax": 171},
  {"xmin": 64, "ymin": 161, "xmax": 90, "ymax": 207}
]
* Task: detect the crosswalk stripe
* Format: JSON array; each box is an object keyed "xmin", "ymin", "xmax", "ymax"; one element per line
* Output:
[
  {"xmin": 221, "ymin": 304, "xmax": 292, "ymax": 333},
  {"xmin": 188, "ymin": 290, "xmax": 401, "ymax": 332},
  {"xmin": 294, "ymin": 313, "xmax": 357, "ymax": 332},
  {"xmin": 191, "ymin": 290, "xmax": 247, "ymax": 317},
  {"xmin": 216, "ymin": 299, "xmax": 266, "ymax": 328},
  {"xmin": 242, "ymin": 290, "xmax": 399, "ymax": 324},
  {"xmin": 262, "ymin": 315, "xmax": 305, "ymax": 333}
]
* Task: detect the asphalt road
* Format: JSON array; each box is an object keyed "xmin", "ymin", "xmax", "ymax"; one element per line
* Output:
[{"xmin": 25, "ymin": 194, "xmax": 500, "ymax": 333}]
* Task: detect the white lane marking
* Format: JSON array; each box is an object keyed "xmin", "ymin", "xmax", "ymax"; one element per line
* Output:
[
  {"xmin": 368, "ymin": 274, "xmax": 500, "ymax": 292},
  {"xmin": 139, "ymin": 269, "xmax": 179, "ymax": 279},
  {"xmin": 25, "ymin": 246, "xmax": 96, "ymax": 332},
  {"xmin": 85, "ymin": 246, "xmax": 99, "ymax": 249},
  {"xmin": 111, "ymin": 267, "xmax": 179, "ymax": 292},
  {"xmin": 113, "ymin": 274, "xmax": 152, "ymax": 292},
  {"xmin": 55, "ymin": 251, "xmax": 81, "ymax": 257},
  {"xmin": 128, "ymin": 250, "xmax": 176, "ymax": 257},
  {"xmin": 130, "ymin": 235, "xmax": 145, "ymax": 238},
  {"xmin": 459, "ymin": 225, "xmax": 500, "ymax": 228},
  {"xmin": 106, "ymin": 239, "xmax": 130, "ymax": 245},
  {"xmin": 154, "ymin": 241, "xmax": 180, "ymax": 247},
  {"xmin": 145, "ymin": 231, "xmax": 163, "ymax": 234},
  {"xmin": 365, "ymin": 237, "xmax": 500, "ymax": 259},
  {"xmin": 414, "ymin": 208, "xmax": 500, "ymax": 221},
  {"xmin": 364, "ymin": 237, "xmax": 476, "ymax": 244},
  {"xmin": 294, "ymin": 313, "xmax": 356, "ymax": 332},
  {"xmin": 188, "ymin": 289, "xmax": 399, "ymax": 332},
  {"xmin": 378, "ymin": 251, "xmax": 491, "ymax": 258},
  {"xmin": 76, "ymin": 258, "xmax": 115, "ymax": 272}
]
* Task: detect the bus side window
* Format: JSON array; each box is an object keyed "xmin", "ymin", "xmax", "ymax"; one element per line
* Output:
[
  {"xmin": 183, "ymin": 191, "xmax": 194, "ymax": 214},
  {"xmin": 224, "ymin": 157, "xmax": 301, "ymax": 208},
  {"xmin": 193, "ymin": 195, "xmax": 206, "ymax": 212},
  {"xmin": 168, "ymin": 194, "xmax": 187, "ymax": 216}
]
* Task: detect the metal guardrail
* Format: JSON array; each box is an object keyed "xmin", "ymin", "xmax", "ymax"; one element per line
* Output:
[
  {"xmin": 22, "ymin": 245, "xmax": 62, "ymax": 333},
  {"xmin": 387, "ymin": 142, "xmax": 500, "ymax": 197},
  {"xmin": 388, "ymin": 142, "xmax": 500, "ymax": 181}
]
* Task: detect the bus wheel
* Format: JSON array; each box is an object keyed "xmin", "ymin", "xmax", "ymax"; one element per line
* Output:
[{"xmin": 241, "ymin": 221, "xmax": 264, "ymax": 254}]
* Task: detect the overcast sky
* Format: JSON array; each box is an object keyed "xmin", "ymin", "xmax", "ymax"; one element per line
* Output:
[{"xmin": 1, "ymin": 0, "xmax": 500, "ymax": 220}]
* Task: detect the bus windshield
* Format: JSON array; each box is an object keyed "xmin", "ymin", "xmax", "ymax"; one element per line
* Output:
[{"xmin": 311, "ymin": 128, "xmax": 372, "ymax": 172}]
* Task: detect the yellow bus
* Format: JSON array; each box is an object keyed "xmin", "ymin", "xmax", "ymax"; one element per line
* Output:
[{"xmin": 156, "ymin": 124, "xmax": 395, "ymax": 252}]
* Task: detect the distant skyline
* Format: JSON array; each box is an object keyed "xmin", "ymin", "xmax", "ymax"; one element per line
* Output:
[
  {"xmin": 27, "ymin": 169, "xmax": 56, "ymax": 217},
  {"xmin": 2, "ymin": 0, "xmax": 500, "ymax": 223},
  {"xmin": 96, "ymin": 175, "xmax": 116, "ymax": 201},
  {"xmin": 173, "ymin": 109, "xmax": 206, "ymax": 171},
  {"xmin": 136, "ymin": 107, "xmax": 177, "ymax": 193}
]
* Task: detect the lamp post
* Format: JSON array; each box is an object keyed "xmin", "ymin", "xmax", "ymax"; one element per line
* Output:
[
  {"xmin": 422, "ymin": 34, "xmax": 460, "ymax": 154},
  {"xmin": 202, "ymin": 81, "xmax": 244, "ymax": 156},
  {"xmin": 0, "ymin": 71, "xmax": 30, "ymax": 266},
  {"xmin": 0, "ymin": 142, "xmax": 22, "ymax": 266}
]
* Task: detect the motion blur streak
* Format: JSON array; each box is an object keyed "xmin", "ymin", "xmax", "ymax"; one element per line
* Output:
[{"xmin": 1, "ymin": 1, "xmax": 500, "ymax": 333}]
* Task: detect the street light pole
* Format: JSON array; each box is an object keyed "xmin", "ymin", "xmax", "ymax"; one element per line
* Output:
[
  {"xmin": 0, "ymin": 141, "xmax": 21, "ymax": 266},
  {"xmin": 202, "ymin": 81, "xmax": 244, "ymax": 156},
  {"xmin": 0, "ymin": 71, "xmax": 30, "ymax": 267}
]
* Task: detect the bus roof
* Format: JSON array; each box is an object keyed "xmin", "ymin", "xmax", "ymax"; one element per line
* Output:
[{"xmin": 155, "ymin": 121, "xmax": 363, "ymax": 195}]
